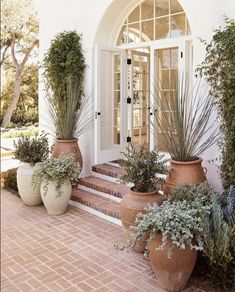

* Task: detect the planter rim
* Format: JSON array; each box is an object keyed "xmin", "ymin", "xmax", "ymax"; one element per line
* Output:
[
  {"xmin": 170, "ymin": 158, "xmax": 202, "ymax": 165},
  {"xmin": 129, "ymin": 187, "xmax": 158, "ymax": 196},
  {"xmin": 55, "ymin": 138, "xmax": 78, "ymax": 143}
]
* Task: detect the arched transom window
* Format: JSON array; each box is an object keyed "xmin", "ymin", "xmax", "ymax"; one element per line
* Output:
[{"xmin": 117, "ymin": 0, "xmax": 191, "ymax": 45}]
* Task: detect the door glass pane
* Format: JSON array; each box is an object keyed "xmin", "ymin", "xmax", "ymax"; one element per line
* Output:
[
  {"xmin": 170, "ymin": 0, "xmax": 183, "ymax": 14},
  {"xmin": 128, "ymin": 22, "xmax": 141, "ymax": 43},
  {"xmin": 141, "ymin": 20, "xmax": 154, "ymax": 41},
  {"xmin": 141, "ymin": 0, "xmax": 154, "ymax": 20},
  {"xmin": 170, "ymin": 13, "xmax": 186, "ymax": 37},
  {"xmin": 100, "ymin": 51, "xmax": 121, "ymax": 150},
  {"xmin": 155, "ymin": 17, "xmax": 169, "ymax": 39},
  {"xmin": 155, "ymin": 0, "xmax": 169, "ymax": 17},
  {"xmin": 155, "ymin": 47, "xmax": 178, "ymax": 152},
  {"xmin": 128, "ymin": 6, "xmax": 140, "ymax": 23},
  {"xmin": 132, "ymin": 50, "xmax": 150, "ymax": 148}
]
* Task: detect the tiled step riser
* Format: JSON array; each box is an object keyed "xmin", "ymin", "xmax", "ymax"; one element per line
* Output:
[
  {"xmin": 91, "ymin": 171, "xmax": 119, "ymax": 183},
  {"xmin": 69, "ymin": 200, "xmax": 122, "ymax": 226},
  {"xmin": 77, "ymin": 184, "xmax": 121, "ymax": 203}
]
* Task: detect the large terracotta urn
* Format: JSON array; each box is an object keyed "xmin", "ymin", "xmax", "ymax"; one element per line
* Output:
[
  {"xmin": 148, "ymin": 233, "xmax": 197, "ymax": 292},
  {"xmin": 120, "ymin": 188, "xmax": 163, "ymax": 229},
  {"xmin": 51, "ymin": 138, "xmax": 83, "ymax": 168},
  {"xmin": 164, "ymin": 158, "xmax": 207, "ymax": 195}
]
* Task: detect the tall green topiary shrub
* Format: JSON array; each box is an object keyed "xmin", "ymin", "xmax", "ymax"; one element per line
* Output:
[
  {"xmin": 43, "ymin": 31, "xmax": 88, "ymax": 140},
  {"xmin": 197, "ymin": 18, "xmax": 235, "ymax": 189},
  {"xmin": 44, "ymin": 31, "xmax": 86, "ymax": 101}
]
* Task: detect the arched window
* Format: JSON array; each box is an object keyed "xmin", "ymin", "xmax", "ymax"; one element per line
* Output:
[{"xmin": 117, "ymin": 0, "xmax": 191, "ymax": 45}]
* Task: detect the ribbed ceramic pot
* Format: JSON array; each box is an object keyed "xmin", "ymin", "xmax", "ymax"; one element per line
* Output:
[
  {"xmin": 41, "ymin": 179, "xmax": 72, "ymax": 216},
  {"xmin": 148, "ymin": 233, "xmax": 197, "ymax": 292},
  {"xmin": 17, "ymin": 162, "xmax": 42, "ymax": 206},
  {"xmin": 51, "ymin": 138, "xmax": 83, "ymax": 168},
  {"xmin": 164, "ymin": 158, "xmax": 207, "ymax": 195}
]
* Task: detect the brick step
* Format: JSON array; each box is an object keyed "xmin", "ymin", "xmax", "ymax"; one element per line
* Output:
[
  {"xmin": 71, "ymin": 187, "xmax": 121, "ymax": 225},
  {"xmin": 78, "ymin": 176, "xmax": 129, "ymax": 199},
  {"xmin": 92, "ymin": 163, "xmax": 125, "ymax": 179}
]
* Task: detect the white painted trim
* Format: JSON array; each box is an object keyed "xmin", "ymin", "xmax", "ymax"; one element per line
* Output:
[
  {"xmin": 91, "ymin": 171, "xmax": 120, "ymax": 183},
  {"xmin": 106, "ymin": 162, "xmax": 121, "ymax": 167},
  {"xmin": 69, "ymin": 200, "xmax": 122, "ymax": 227},
  {"xmin": 77, "ymin": 184, "xmax": 122, "ymax": 203}
]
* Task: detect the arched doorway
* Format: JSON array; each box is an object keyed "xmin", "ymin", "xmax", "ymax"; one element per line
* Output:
[{"xmin": 94, "ymin": 0, "xmax": 192, "ymax": 164}]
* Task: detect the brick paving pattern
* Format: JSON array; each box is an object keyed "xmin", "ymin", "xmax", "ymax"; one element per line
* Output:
[{"xmin": 1, "ymin": 190, "xmax": 204, "ymax": 291}]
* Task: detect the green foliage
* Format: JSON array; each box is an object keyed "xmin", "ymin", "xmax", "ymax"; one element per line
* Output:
[
  {"xmin": 124, "ymin": 199, "xmax": 209, "ymax": 257},
  {"xmin": 1, "ymin": 65, "xmax": 39, "ymax": 126},
  {"xmin": 32, "ymin": 155, "xmax": 81, "ymax": 196},
  {"xmin": 2, "ymin": 127, "xmax": 38, "ymax": 138},
  {"xmin": 3, "ymin": 169, "xmax": 18, "ymax": 192},
  {"xmin": 120, "ymin": 144, "xmax": 168, "ymax": 192},
  {"xmin": 201, "ymin": 188, "xmax": 235, "ymax": 287},
  {"xmin": 14, "ymin": 134, "xmax": 49, "ymax": 165},
  {"xmin": 196, "ymin": 18, "xmax": 235, "ymax": 188},
  {"xmin": 152, "ymin": 78, "xmax": 220, "ymax": 161},
  {"xmin": 43, "ymin": 31, "xmax": 87, "ymax": 139}
]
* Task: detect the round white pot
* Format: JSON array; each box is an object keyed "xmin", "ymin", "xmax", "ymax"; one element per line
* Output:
[
  {"xmin": 17, "ymin": 162, "xmax": 42, "ymax": 206},
  {"xmin": 41, "ymin": 179, "xmax": 72, "ymax": 216}
]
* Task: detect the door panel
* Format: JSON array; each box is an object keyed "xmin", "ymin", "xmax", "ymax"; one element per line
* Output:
[{"xmin": 94, "ymin": 46, "xmax": 127, "ymax": 164}]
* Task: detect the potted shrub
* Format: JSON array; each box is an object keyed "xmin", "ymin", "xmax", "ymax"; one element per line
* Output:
[
  {"xmin": 43, "ymin": 31, "xmax": 92, "ymax": 168},
  {"xmin": 119, "ymin": 144, "xmax": 167, "ymax": 232},
  {"xmin": 14, "ymin": 134, "xmax": 49, "ymax": 206},
  {"xmin": 32, "ymin": 154, "xmax": 81, "ymax": 215},
  {"xmin": 124, "ymin": 185, "xmax": 211, "ymax": 292},
  {"xmin": 152, "ymin": 78, "xmax": 221, "ymax": 194}
]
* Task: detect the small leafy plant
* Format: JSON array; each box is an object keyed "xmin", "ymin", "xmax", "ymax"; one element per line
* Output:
[
  {"xmin": 3, "ymin": 169, "xmax": 18, "ymax": 193},
  {"xmin": 120, "ymin": 144, "xmax": 168, "ymax": 192},
  {"xmin": 14, "ymin": 134, "xmax": 49, "ymax": 165},
  {"xmin": 125, "ymin": 199, "xmax": 210, "ymax": 257},
  {"xmin": 32, "ymin": 155, "xmax": 81, "ymax": 196}
]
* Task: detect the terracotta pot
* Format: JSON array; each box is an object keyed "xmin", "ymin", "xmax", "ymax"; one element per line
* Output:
[
  {"xmin": 51, "ymin": 138, "xmax": 83, "ymax": 168},
  {"xmin": 164, "ymin": 158, "xmax": 207, "ymax": 195},
  {"xmin": 17, "ymin": 162, "xmax": 42, "ymax": 206},
  {"xmin": 148, "ymin": 233, "xmax": 197, "ymax": 292},
  {"xmin": 120, "ymin": 188, "xmax": 163, "ymax": 252}
]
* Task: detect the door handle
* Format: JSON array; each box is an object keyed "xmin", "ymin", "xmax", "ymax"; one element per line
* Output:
[{"xmin": 95, "ymin": 111, "xmax": 101, "ymax": 119}]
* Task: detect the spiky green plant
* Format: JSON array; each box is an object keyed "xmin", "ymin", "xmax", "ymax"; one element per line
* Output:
[
  {"xmin": 43, "ymin": 79, "xmax": 94, "ymax": 140},
  {"xmin": 151, "ymin": 78, "xmax": 221, "ymax": 161}
]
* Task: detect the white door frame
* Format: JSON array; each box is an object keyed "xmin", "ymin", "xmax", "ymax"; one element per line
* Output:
[{"xmin": 94, "ymin": 45, "xmax": 127, "ymax": 164}]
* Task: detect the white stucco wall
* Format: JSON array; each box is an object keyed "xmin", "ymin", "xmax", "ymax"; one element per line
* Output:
[{"xmin": 39, "ymin": 0, "xmax": 235, "ymax": 189}]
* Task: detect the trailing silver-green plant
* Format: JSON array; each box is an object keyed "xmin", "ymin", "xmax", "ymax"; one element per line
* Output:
[
  {"xmin": 171, "ymin": 182, "xmax": 214, "ymax": 207},
  {"xmin": 14, "ymin": 134, "xmax": 49, "ymax": 165},
  {"xmin": 120, "ymin": 144, "xmax": 168, "ymax": 192},
  {"xmin": 118, "ymin": 199, "xmax": 210, "ymax": 257},
  {"xmin": 32, "ymin": 155, "xmax": 81, "ymax": 196},
  {"xmin": 201, "ymin": 186, "xmax": 235, "ymax": 287},
  {"xmin": 151, "ymin": 78, "xmax": 221, "ymax": 161}
]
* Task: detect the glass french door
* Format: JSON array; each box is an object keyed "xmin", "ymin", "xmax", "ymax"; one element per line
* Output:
[
  {"xmin": 94, "ymin": 46, "xmax": 127, "ymax": 164},
  {"xmin": 150, "ymin": 40, "xmax": 188, "ymax": 152}
]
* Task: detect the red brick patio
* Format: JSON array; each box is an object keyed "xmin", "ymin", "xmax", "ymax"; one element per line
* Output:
[{"xmin": 1, "ymin": 190, "xmax": 204, "ymax": 291}]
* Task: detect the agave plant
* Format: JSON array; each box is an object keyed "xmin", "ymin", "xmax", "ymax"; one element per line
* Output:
[{"xmin": 151, "ymin": 77, "xmax": 221, "ymax": 161}]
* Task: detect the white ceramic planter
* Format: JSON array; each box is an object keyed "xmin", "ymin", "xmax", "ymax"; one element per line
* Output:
[
  {"xmin": 41, "ymin": 179, "xmax": 72, "ymax": 215},
  {"xmin": 17, "ymin": 162, "xmax": 42, "ymax": 206}
]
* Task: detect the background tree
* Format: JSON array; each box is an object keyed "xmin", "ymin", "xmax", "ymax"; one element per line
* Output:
[
  {"xmin": 1, "ymin": 0, "xmax": 39, "ymax": 127},
  {"xmin": 197, "ymin": 18, "xmax": 235, "ymax": 189}
]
